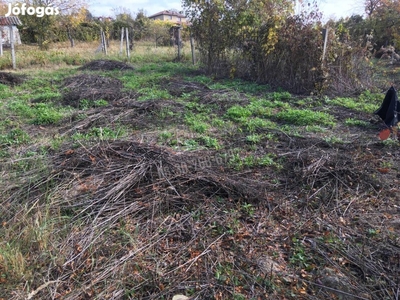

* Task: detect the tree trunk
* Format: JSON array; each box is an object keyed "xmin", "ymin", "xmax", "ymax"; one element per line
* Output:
[{"xmin": 67, "ymin": 26, "xmax": 75, "ymax": 48}]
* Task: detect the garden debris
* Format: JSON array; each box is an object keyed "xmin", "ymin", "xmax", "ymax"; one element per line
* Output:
[
  {"xmin": 61, "ymin": 99, "xmax": 185, "ymax": 136},
  {"xmin": 60, "ymin": 74, "xmax": 135, "ymax": 107},
  {"xmin": 0, "ymin": 71, "xmax": 25, "ymax": 85},
  {"xmin": 78, "ymin": 59, "xmax": 134, "ymax": 71},
  {"xmin": 53, "ymin": 140, "xmax": 267, "ymax": 215}
]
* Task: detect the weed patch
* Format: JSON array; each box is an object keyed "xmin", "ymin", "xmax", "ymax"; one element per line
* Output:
[{"xmin": 276, "ymin": 108, "xmax": 335, "ymax": 126}]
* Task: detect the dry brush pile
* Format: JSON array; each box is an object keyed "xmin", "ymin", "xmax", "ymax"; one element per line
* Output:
[{"xmin": 2, "ymin": 132, "xmax": 399, "ymax": 299}]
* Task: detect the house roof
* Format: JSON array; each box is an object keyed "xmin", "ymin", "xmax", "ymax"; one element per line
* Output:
[
  {"xmin": 149, "ymin": 10, "xmax": 186, "ymax": 19},
  {"xmin": 0, "ymin": 16, "xmax": 23, "ymax": 26}
]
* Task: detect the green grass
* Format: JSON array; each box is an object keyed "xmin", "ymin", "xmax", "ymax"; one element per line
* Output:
[
  {"xmin": 184, "ymin": 112, "xmax": 209, "ymax": 133},
  {"xmin": 345, "ymin": 118, "xmax": 371, "ymax": 127},
  {"xmin": 226, "ymin": 105, "xmax": 252, "ymax": 120},
  {"xmin": 72, "ymin": 126, "xmax": 126, "ymax": 141},
  {"xmin": 0, "ymin": 128, "xmax": 30, "ymax": 146},
  {"xmin": 326, "ymin": 91, "xmax": 382, "ymax": 113},
  {"xmin": 276, "ymin": 108, "xmax": 336, "ymax": 126}
]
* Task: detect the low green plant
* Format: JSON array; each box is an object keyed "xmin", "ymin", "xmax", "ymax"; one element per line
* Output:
[
  {"xmin": 211, "ymin": 117, "xmax": 225, "ymax": 127},
  {"xmin": 245, "ymin": 118, "xmax": 276, "ymax": 132},
  {"xmin": 0, "ymin": 128, "xmax": 30, "ymax": 146},
  {"xmin": 246, "ymin": 134, "xmax": 262, "ymax": 144},
  {"xmin": 226, "ymin": 105, "xmax": 252, "ymax": 120},
  {"xmin": 276, "ymin": 108, "xmax": 335, "ymax": 126},
  {"xmin": 158, "ymin": 107, "xmax": 176, "ymax": 119},
  {"xmin": 183, "ymin": 138, "xmax": 199, "ymax": 150},
  {"xmin": 289, "ymin": 237, "xmax": 310, "ymax": 269},
  {"xmin": 344, "ymin": 118, "xmax": 370, "ymax": 127},
  {"xmin": 198, "ymin": 136, "xmax": 220, "ymax": 149},
  {"xmin": 323, "ymin": 135, "xmax": 345, "ymax": 144},
  {"xmin": 138, "ymin": 87, "xmax": 171, "ymax": 101},
  {"xmin": 241, "ymin": 203, "xmax": 255, "ymax": 216},
  {"xmin": 326, "ymin": 96, "xmax": 377, "ymax": 113},
  {"xmin": 32, "ymin": 103, "xmax": 63, "ymax": 125},
  {"xmin": 31, "ymin": 91, "xmax": 61, "ymax": 103},
  {"xmin": 248, "ymin": 100, "xmax": 273, "ymax": 117},
  {"xmin": 184, "ymin": 113, "xmax": 209, "ymax": 133},
  {"xmin": 0, "ymin": 84, "xmax": 13, "ymax": 98},
  {"xmin": 8, "ymin": 100, "xmax": 35, "ymax": 119},
  {"xmin": 271, "ymin": 91, "xmax": 291, "ymax": 101},
  {"xmin": 228, "ymin": 153, "xmax": 244, "ymax": 170},
  {"xmin": 72, "ymin": 126, "xmax": 125, "ymax": 140},
  {"xmin": 158, "ymin": 131, "xmax": 174, "ymax": 141}
]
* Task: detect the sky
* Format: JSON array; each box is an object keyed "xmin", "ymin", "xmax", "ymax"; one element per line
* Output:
[{"xmin": 87, "ymin": 0, "xmax": 365, "ymax": 20}]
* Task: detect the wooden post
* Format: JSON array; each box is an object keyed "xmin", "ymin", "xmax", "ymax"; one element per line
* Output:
[
  {"xmin": 100, "ymin": 29, "xmax": 105, "ymax": 53},
  {"xmin": 101, "ymin": 29, "xmax": 107, "ymax": 55},
  {"xmin": 0, "ymin": 27, "xmax": 3, "ymax": 57},
  {"xmin": 104, "ymin": 31, "xmax": 108, "ymax": 55},
  {"xmin": 177, "ymin": 26, "xmax": 181, "ymax": 62},
  {"xmin": 10, "ymin": 25, "xmax": 16, "ymax": 69},
  {"xmin": 120, "ymin": 27, "xmax": 124, "ymax": 55},
  {"xmin": 130, "ymin": 29, "xmax": 134, "ymax": 51},
  {"xmin": 125, "ymin": 27, "xmax": 130, "ymax": 58},
  {"xmin": 190, "ymin": 32, "xmax": 195, "ymax": 65}
]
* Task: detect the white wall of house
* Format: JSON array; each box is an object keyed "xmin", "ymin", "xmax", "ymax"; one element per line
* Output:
[{"xmin": 0, "ymin": 26, "xmax": 22, "ymax": 45}]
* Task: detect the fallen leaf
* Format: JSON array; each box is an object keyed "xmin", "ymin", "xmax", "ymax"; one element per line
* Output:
[
  {"xmin": 379, "ymin": 128, "xmax": 391, "ymax": 140},
  {"xmin": 377, "ymin": 168, "xmax": 389, "ymax": 174},
  {"xmin": 65, "ymin": 149, "xmax": 74, "ymax": 155}
]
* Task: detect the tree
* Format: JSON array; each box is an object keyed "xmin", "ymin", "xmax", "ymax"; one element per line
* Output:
[
  {"xmin": 182, "ymin": 0, "xmax": 295, "ymax": 74},
  {"xmin": 15, "ymin": 0, "xmax": 87, "ymax": 48},
  {"xmin": 57, "ymin": 6, "xmax": 88, "ymax": 47},
  {"xmin": 364, "ymin": 0, "xmax": 400, "ymax": 48}
]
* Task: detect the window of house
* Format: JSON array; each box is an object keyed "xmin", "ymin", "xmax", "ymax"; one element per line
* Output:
[{"xmin": 169, "ymin": 15, "xmax": 172, "ymax": 20}]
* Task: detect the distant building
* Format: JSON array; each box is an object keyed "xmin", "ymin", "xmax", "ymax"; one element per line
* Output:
[
  {"xmin": 0, "ymin": 16, "xmax": 22, "ymax": 45},
  {"xmin": 148, "ymin": 10, "xmax": 187, "ymax": 25},
  {"xmin": 97, "ymin": 16, "xmax": 114, "ymax": 22}
]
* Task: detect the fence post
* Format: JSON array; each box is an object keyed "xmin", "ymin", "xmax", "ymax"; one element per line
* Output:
[
  {"xmin": 10, "ymin": 25, "xmax": 16, "ymax": 69},
  {"xmin": 0, "ymin": 27, "xmax": 3, "ymax": 57},
  {"xmin": 177, "ymin": 26, "xmax": 181, "ymax": 61},
  {"xmin": 322, "ymin": 27, "xmax": 329, "ymax": 62},
  {"xmin": 125, "ymin": 27, "xmax": 130, "ymax": 58},
  {"xmin": 190, "ymin": 32, "xmax": 195, "ymax": 65},
  {"xmin": 130, "ymin": 29, "xmax": 134, "ymax": 51},
  {"xmin": 120, "ymin": 27, "xmax": 124, "ymax": 55}
]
